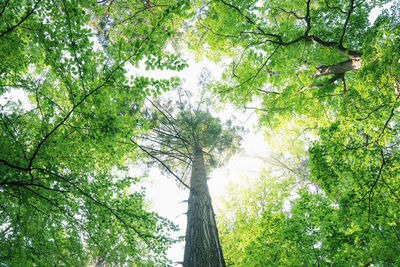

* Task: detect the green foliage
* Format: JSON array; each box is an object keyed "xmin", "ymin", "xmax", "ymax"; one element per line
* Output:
[
  {"xmin": 3, "ymin": 0, "xmax": 400, "ymax": 265},
  {"xmin": 140, "ymin": 92, "xmax": 243, "ymax": 183},
  {"xmin": 0, "ymin": 0, "xmax": 189, "ymax": 265},
  {"xmin": 218, "ymin": 172, "xmax": 400, "ymax": 266},
  {"xmin": 188, "ymin": 2, "xmax": 400, "ymax": 265},
  {"xmin": 187, "ymin": 0, "xmax": 397, "ymax": 141}
]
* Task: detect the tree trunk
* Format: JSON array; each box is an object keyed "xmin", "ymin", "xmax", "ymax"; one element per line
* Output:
[{"xmin": 183, "ymin": 148, "xmax": 226, "ymax": 267}]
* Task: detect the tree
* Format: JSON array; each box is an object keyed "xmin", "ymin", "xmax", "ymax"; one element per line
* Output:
[
  {"xmin": 217, "ymin": 170, "xmax": 400, "ymax": 266},
  {"xmin": 186, "ymin": 0, "xmax": 399, "ymax": 139},
  {"xmin": 133, "ymin": 90, "xmax": 242, "ymax": 266},
  {"xmin": 0, "ymin": 0, "xmax": 189, "ymax": 265}
]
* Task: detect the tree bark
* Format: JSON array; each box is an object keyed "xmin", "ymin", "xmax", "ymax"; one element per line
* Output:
[
  {"xmin": 314, "ymin": 59, "xmax": 361, "ymax": 77},
  {"xmin": 183, "ymin": 148, "xmax": 226, "ymax": 267}
]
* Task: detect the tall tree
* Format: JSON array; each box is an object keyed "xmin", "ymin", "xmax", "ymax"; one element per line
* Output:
[
  {"xmin": 133, "ymin": 90, "xmax": 242, "ymax": 266},
  {"xmin": 0, "ymin": 0, "xmax": 189, "ymax": 265}
]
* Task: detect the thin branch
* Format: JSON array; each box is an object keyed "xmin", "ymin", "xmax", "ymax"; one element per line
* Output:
[
  {"xmin": 36, "ymin": 168, "xmax": 157, "ymax": 245},
  {"xmin": 273, "ymin": 7, "xmax": 304, "ymax": 20},
  {"xmin": 338, "ymin": 0, "xmax": 355, "ymax": 47},
  {"xmin": 147, "ymin": 98, "xmax": 191, "ymax": 153},
  {"xmin": 200, "ymin": 22, "xmax": 239, "ymax": 39},
  {"xmin": 0, "ymin": 159, "xmax": 29, "ymax": 171},
  {"xmin": 62, "ymin": 0, "xmax": 87, "ymax": 94},
  {"xmin": 0, "ymin": 0, "xmax": 10, "ymax": 19},
  {"xmin": 359, "ymin": 150, "xmax": 385, "ymax": 204},
  {"xmin": 138, "ymin": 135, "xmax": 189, "ymax": 159},
  {"xmin": 219, "ymin": 0, "xmax": 282, "ymax": 42},
  {"xmin": 5, "ymin": 186, "xmax": 106, "ymax": 250},
  {"xmin": 324, "ymin": 0, "xmax": 347, "ymax": 14},
  {"xmin": 130, "ymin": 139, "xmax": 190, "ymax": 189},
  {"xmin": 220, "ymin": 45, "xmax": 280, "ymax": 94},
  {"xmin": 376, "ymin": 106, "xmax": 396, "ymax": 143},
  {"xmin": 134, "ymin": 142, "xmax": 191, "ymax": 166},
  {"xmin": 0, "ymin": 0, "xmax": 42, "ymax": 39},
  {"xmin": 1, "ymin": 181, "xmax": 70, "ymax": 193},
  {"xmin": 304, "ymin": 0, "xmax": 312, "ymax": 36}
]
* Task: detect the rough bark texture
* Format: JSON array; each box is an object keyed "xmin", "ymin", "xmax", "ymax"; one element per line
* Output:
[{"xmin": 183, "ymin": 148, "xmax": 226, "ymax": 267}]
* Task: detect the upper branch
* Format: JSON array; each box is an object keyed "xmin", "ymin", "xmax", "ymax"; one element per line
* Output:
[
  {"xmin": 338, "ymin": 0, "xmax": 355, "ymax": 47},
  {"xmin": 307, "ymin": 35, "xmax": 362, "ymax": 58},
  {"xmin": 130, "ymin": 139, "xmax": 190, "ymax": 189},
  {"xmin": 26, "ymin": 11, "xmax": 172, "ymax": 170},
  {"xmin": 0, "ymin": 0, "xmax": 42, "ymax": 39},
  {"xmin": 216, "ymin": 0, "xmax": 362, "ymax": 59},
  {"xmin": 219, "ymin": 0, "xmax": 283, "ymax": 42}
]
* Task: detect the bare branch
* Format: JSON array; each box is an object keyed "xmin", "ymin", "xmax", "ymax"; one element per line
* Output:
[
  {"xmin": 130, "ymin": 139, "xmax": 190, "ymax": 189},
  {"xmin": 147, "ymin": 98, "xmax": 191, "ymax": 153},
  {"xmin": 338, "ymin": 0, "xmax": 355, "ymax": 47}
]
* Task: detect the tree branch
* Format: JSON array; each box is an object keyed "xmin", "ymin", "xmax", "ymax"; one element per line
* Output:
[
  {"xmin": 0, "ymin": 159, "xmax": 29, "ymax": 171},
  {"xmin": 1, "ymin": 181, "xmax": 70, "ymax": 193},
  {"xmin": 0, "ymin": 0, "xmax": 10, "ymax": 19},
  {"xmin": 338, "ymin": 0, "xmax": 355, "ymax": 47},
  {"xmin": 314, "ymin": 59, "xmax": 361, "ymax": 77},
  {"xmin": 0, "ymin": 0, "xmax": 42, "ymax": 39},
  {"xmin": 307, "ymin": 35, "xmax": 362, "ymax": 59},
  {"xmin": 219, "ymin": 0, "xmax": 282, "ymax": 42},
  {"xmin": 130, "ymin": 139, "xmax": 190, "ymax": 189},
  {"xmin": 26, "ymin": 11, "xmax": 172, "ymax": 170},
  {"xmin": 36, "ymin": 168, "xmax": 157, "ymax": 245}
]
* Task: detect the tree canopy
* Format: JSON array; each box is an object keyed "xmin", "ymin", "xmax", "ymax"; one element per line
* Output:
[
  {"xmin": 1, "ymin": 0, "xmax": 400, "ymax": 266},
  {"xmin": 135, "ymin": 92, "xmax": 242, "ymax": 185},
  {"xmin": 0, "ymin": 0, "xmax": 189, "ymax": 265}
]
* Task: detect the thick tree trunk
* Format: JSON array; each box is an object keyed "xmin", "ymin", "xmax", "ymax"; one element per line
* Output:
[{"xmin": 183, "ymin": 148, "xmax": 226, "ymax": 267}]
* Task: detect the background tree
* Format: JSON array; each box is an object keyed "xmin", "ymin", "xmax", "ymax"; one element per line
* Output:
[
  {"xmin": 133, "ymin": 89, "xmax": 243, "ymax": 266},
  {"xmin": 217, "ymin": 170, "xmax": 400, "ymax": 266},
  {"xmin": 0, "ymin": 0, "xmax": 189, "ymax": 265}
]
